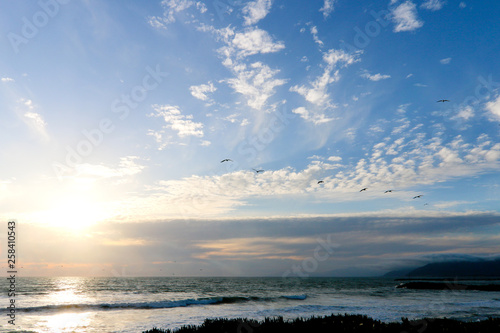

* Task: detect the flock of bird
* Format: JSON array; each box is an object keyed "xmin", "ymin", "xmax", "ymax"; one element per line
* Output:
[
  {"xmin": 220, "ymin": 159, "xmax": 426, "ymax": 203},
  {"xmin": 218, "ymin": 100, "xmax": 450, "ymax": 205}
]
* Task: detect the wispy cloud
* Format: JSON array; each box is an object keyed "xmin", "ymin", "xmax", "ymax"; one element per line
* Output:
[
  {"xmin": 421, "ymin": 0, "xmax": 445, "ymax": 11},
  {"xmin": 147, "ymin": 0, "xmax": 207, "ymax": 29},
  {"xmin": 440, "ymin": 57, "xmax": 451, "ymax": 64},
  {"xmin": 451, "ymin": 105, "xmax": 474, "ymax": 121},
  {"xmin": 242, "ymin": 0, "xmax": 272, "ymax": 26},
  {"xmin": 309, "ymin": 25, "xmax": 324, "ymax": 48},
  {"xmin": 229, "ymin": 27, "xmax": 285, "ymax": 59},
  {"xmin": 391, "ymin": 1, "xmax": 424, "ymax": 32},
  {"xmin": 485, "ymin": 95, "xmax": 500, "ymax": 120},
  {"xmin": 361, "ymin": 70, "xmax": 391, "ymax": 81},
  {"xmin": 190, "ymin": 82, "xmax": 217, "ymax": 101},
  {"xmin": 148, "ymin": 104, "xmax": 204, "ymax": 148},
  {"xmin": 209, "ymin": 26, "xmax": 287, "ymax": 111},
  {"xmin": 290, "ymin": 48, "xmax": 361, "ymax": 110},
  {"xmin": 1, "ymin": 77, "xmax": 14, "ymax": 82},
  {"xmin": 75, "ymin": 156, "xmax": 145, "ymax": 179},
  {"xmin": 225, "ymin": 61, "xmax": 287, "ymax": 110},
  {"xmin": 320, "ymin": 0, "xmax": 336, "ymax": 18},
  {"xmin": 292, "ymin": 107, "xmax": 334, "ymax": 125},
  {"xmin": 19, "ymin": 99, "xmax": 48, "ymax": 141}
]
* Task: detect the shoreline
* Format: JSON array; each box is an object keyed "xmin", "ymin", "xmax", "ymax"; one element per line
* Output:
[{"xmin": 143, "ymin": 314, "xmax": 500, "ymax": 333}]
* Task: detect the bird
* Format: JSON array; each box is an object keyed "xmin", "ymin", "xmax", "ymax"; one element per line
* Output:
[
  {"xmin": 413, "ymin": 195, "xmax": 423, "ymax": 199},
  {"xmin": 221, "ymin": 159, "xmax": 232, "ymax": 163},
  {"xmin": 318, "ymin": 180, "xmax": 324, "ymax": 184},
  {"xmin": 252, "ymin": 168, "xmax": 264, "ymax": 173},
  {"xmin": 437, "ymin": 99, "xmax": 450, "ymax": 102},
  {"xmin": 384, "ymin": 190, "xmax": 393, "ymax": 193},
  {"xmin": 360, "ymin": 188, "xmax": 368, "ymax": 192}
]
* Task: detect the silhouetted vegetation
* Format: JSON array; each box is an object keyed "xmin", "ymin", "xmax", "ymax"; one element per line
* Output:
[{"xmin": 143, "ymin": 314, "xmax": 500, "ymax": 333}]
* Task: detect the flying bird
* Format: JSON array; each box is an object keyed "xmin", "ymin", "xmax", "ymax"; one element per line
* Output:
[
  {"xmin": 360, "ymin": 188, "xmax": 368, "ymax": 192},
  {"xmin": 437, "ymin": 99, "xmax": 450, "ymax": 102},
  {"xmin": 384, "ymin": 190, "xmax": 393, "ymax": 193},
  {"xmin": 252, "ymin": 168, "xmax": 264, "ymax": 173},
  {"xmin": 220, "ymin": 159, "xmax": 232, "ymax": 163},
  {"xmin": 413, "ymin": 195, "xmax": 423, "ymax": 199},
  {"xmin": 318, "ymin": 180, "xmax": 324, "ymax": 184}
]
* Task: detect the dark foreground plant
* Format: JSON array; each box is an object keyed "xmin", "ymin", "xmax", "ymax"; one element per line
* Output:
[{"xmin": 143, "ymin": 313, "xmax": 500, "ymax": 333}]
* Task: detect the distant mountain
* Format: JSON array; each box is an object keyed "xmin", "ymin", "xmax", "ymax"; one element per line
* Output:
[
  {"xmin": 384, "ymin": 259, "xmax": 500, "ymax": 278},
  {"xmin": 382, "ymin": 267, "xmax": 417, "ymax": 278}
]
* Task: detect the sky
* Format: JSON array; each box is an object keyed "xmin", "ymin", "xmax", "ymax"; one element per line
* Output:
[{"xmin": 1, "ymin": 0, "xmax": 500, "ymax": 277}]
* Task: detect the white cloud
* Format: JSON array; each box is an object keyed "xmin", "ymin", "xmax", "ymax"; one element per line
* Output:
[
  {"xmin": 242, "ymin": 0, "xmax": 272, "ymax": 26},
  {"xmin": 485, "ymin": 95, "xmax": 500, "ymax": 120},
  {"xmin": 225, "ymin": 62, "xmax": 287, "ymax": 110},
  {"xmin": 1, "ymin": 77, "xmax": 14, "ymax": 82},
  {"xmin": 440, "ymin": 57, "xmax": 451, "ymax": 64},
  {"xmin": 24, "ymin": 111, "xmax": 48, "ymax": 140},
  {"xmin": 230, "ymin": 28, "xmax": 285, "ymax": 58},
  {"xmin": 421, "ymin": 0, "xmax": 445, "ymax": 11},
  {"xmin": 76, "ymin": 156, "xmax": 145, "ymax": 179},
  {"xmin": 147, "ymin": 0, "xmax": 206, "ymax": 28},
  {"xmin": 200, "ymin": 140, "xmax": 211, "ymax": 146},
  {"xmin": 19, "ymin": 99, "xmax": 48, "ymax": 141},
  {"xmin": 292, "ymin": 107, "xmax": 334, "ymax": 124},
  {"xmin": 452, "ymin": 105, "xmax": 474, "ymax": 121},
  {"xmin": 459, "ymin": 2, "xmax": 466, "ymax": 8},
  {"xmin": 320, "ymin": 0, "xmax": 336, "ymax": 18},
  {"xmin": 208, "ymin": 26, "xmax": 286, "ymax": 111},
  {"xmin": 290, "ymin": 49, "xmax": 361, "ymax": 109},
  {"xmin": 147, "ymin": 16, "xmax": 167, "ymax": 29},
  {"xmin": 132, "ymin": 130, "xmax": 500, "ymax": 216},
  {"xmin": 148, "ymin": 105, "xmax": 204, "ymax": 148},
  {"xmin": 24, "ymin": 111, "xmax": 46, "ymax": 128},
  {"xmin": 391, "ymin": 1, "xmax": 424, "ymax": 32},
  {"xmin": 328, "ymin": 156, "xmax": 342, "ymax": 162},
  {"xmin": 361, "ymin": 71, "xmax": 391, "ymax": 81},
  {"xmin": 190, "ymin": 82, "xmax": 217, "ymax": 101},
  {"xmin": 310, "ymin": 26, "xmax": 324, "ymax": 47}
]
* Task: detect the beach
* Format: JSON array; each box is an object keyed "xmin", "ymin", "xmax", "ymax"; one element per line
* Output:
[{"xmin": 2, "ymin": 277, "xmax": 500, "ymax": 333}]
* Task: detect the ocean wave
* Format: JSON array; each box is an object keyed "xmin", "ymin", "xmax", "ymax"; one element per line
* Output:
[
  {"xmin": 282, "ymin": 294, "xmax": 307, "ymax": 300},
  {"xmin": 10, "ymin": 295, "xmax": 307, "ymax": 313}
]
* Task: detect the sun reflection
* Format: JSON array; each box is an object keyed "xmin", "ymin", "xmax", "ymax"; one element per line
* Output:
[
  {"xmin": 42, "ymin": 312, "xmax": 92, "ymax": 333},
  {"xmin": 36, "ymin": 277, "xmax": 94, "ymax": 332}
]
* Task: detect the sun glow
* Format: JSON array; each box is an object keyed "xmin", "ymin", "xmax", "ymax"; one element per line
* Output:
[{"xmin": 38, "ymin": 196, "xmax": 110, "ymax": 230}]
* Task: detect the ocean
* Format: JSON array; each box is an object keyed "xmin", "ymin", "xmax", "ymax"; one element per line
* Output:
[{"xmin": 1, "ymin": 277, "xmax": 500, "ymax": 333}]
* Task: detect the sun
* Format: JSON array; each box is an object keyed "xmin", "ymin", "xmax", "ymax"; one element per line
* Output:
[{"xmin": 39, "ymin": 196, "xmax": 109, "ymax": 230}]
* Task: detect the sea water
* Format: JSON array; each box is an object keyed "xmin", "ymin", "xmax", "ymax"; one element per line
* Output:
[{"xmin": 1, "ymin": 277, "xmax": 499, "ymax": 332}]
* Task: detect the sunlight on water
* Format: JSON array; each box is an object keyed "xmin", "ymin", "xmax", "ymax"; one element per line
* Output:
[{"xmin": 37, "ymin": 312, "xmax": 92, "ymax": 333}]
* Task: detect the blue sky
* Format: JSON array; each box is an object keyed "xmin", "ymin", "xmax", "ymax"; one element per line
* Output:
[{"xmin": 1, "ymin": 0, "xmax": 500, "ymax": 277}]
